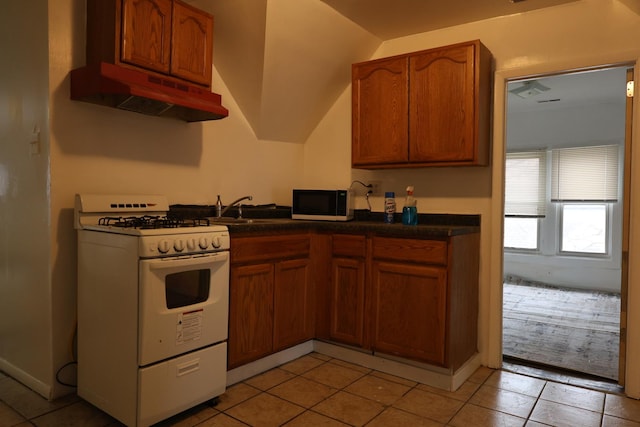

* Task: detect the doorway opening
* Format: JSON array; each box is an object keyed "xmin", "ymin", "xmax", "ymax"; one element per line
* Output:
[{"xmin": 502, "ymin": 65, "xmax": 631, "ymax": 382}]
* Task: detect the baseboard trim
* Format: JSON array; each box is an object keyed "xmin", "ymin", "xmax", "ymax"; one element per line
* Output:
[
  {"xmin": 226, "ymin": 341, "xmax": 314, "ymax": 386},
  {"xmin": 0, "ymin": 358, "xmax": 52, "ymax": 400},
  {"xmin": 225, "ymin": 340, "xmax": 480, "ymax": 392},
  {"xmin": 313, "ymin": 341, "xmax": 480, "ymax": 391}
]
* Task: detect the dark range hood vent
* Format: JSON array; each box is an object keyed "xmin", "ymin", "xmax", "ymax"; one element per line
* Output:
[{"xmin": 70, "ymin": 62, "xmax": 229, "ymax": 122}]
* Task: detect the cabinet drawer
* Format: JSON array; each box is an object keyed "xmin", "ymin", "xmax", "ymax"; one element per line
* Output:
[
  {"xmin": 372, "ymin": 237, "xmax": 447, "ymax": 265},
  {"xmin": 332, "ymin": 234, "xmax": 366, "ymax": 258},
  {"xmin": 231, "ymin": 234, "xmax": 310, "ymax": 263}
]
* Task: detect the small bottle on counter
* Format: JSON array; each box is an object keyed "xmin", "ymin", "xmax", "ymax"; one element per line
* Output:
[
  {"xmin": 402, "ymin": 185, "xmax": 418, "ymax": 225},
  {"xmin": 384, "ymin": 192, "xmax": 396, "ymax": 223},
  {"xmin": 215, "ymin": 195, "xmax": 223, "ymax": 217}
]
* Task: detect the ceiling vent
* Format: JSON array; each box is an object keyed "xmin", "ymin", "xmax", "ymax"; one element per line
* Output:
[{"xmin": 509, "ymin": 80, "xmax": 551, "ymax": 99}]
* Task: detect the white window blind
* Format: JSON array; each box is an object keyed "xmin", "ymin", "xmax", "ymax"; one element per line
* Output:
[
  {"xmin": 505, "ymin": 151, "xmax": 547, "ymax": 217},
  {"xmin": 551, "ymin": 145, "xmax": 619, "ymax": 202}
]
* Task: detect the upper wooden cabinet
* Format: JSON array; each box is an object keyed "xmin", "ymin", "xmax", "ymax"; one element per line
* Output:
[
  {"xmin": 120, "ymin": 0, "xmax": 172, "ymax": 75},
  {"xmin": 352, "ymin": 40, "xmax": 492, "ymax": 168},
  {"xmin": 87, "ymin": 0, "xmax": 213, "ymax": 87},
  {"xmin": 169, "ymin": 1, "xmax": 213, "ymax": 85},
  {"xmin": 352, "ymin": 57, "xmax": 409, "ymax": 165}
]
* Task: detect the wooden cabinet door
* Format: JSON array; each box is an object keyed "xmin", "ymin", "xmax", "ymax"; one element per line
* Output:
[
  {"xmin": 171, "ymin": 0, "xmax": 213, "ymax": 86},
  {"xmin": 351, "ymin": 40, "xmax": 491, "ymax": 168},
  {"xmin": 330, "ymin": 257, "xmax": 366, "ymax": 346},
  {"xmin": 372, "ymin": 261, "xmax": 448, "ymax": 366},
  {"xmin": 228, "ymin": 263, "xmax": 274, "ymax": 369},
  {"xmin": 409, "ymin": 43, "xmax": 476, "ymax": 164},
  {"xmin": 273, "ymin": 258, "xmax": 314, "ymax": 351},
  {"xmin": 121, "ymin": 0, "xmax": 172, "ymax": 74},
  {"xmin": 352, "ymin": 56, "xmax": 409, "ymax": 167}
]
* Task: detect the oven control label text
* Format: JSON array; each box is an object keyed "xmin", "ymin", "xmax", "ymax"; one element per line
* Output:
[{"xmin": 176, "ymin": 310, "xmax": 203, "ymax": 345}]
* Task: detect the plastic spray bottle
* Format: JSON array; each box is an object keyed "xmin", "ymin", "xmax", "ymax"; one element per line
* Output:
[
  {"xmin": 402, "ymin": 186, "xmax": 418, "ymax": 225},
  {"xmin": 384, "ymin": 192, "xmax": 396, "ymax": 224}
]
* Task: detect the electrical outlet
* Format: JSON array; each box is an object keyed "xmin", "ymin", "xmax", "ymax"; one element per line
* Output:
[
  {"xmin": 30, "ymin": 127, "xmax": 41, "ymax": 156},
  {"xmin": 368, "ymin": 180, "xmax": 382, "ymax": 196}
]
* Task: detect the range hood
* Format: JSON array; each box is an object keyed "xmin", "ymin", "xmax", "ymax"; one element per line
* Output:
[{"xmin": 70, "ymin": 62, "xmax": 229, "ymax": 122}]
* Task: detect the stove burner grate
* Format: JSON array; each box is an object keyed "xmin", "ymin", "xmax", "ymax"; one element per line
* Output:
[{"xmin": 98, "ymin": 215, "xmax": 211, "ymax": 229}]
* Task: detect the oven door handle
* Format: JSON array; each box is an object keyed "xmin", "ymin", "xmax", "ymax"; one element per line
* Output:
[{"xmin": 146, "ymin": 252, "xmax": 229, "ymax": 270}]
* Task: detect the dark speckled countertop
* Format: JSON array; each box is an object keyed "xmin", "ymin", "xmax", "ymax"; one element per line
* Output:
[
  {"xmin": 222, "ymin": 219, "xmax": 478, "ymax": 237},
  {"xmin": 169, "ymin": 205, "xmax": 480, "ymax": 238}
]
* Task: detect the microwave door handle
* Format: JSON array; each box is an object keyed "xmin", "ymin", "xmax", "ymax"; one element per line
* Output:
[{"xmin": 145, "ymin": 252, "xmax": 229, "ymax": 270}]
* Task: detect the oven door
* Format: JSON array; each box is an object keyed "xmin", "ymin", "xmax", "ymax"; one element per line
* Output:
[{"xmin": 138, "ymin": 251, "xmax": 229, "ymax": 366}]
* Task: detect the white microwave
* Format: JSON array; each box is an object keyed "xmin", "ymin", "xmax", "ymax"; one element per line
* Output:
[{"xmin": 291, "ymin": 189, "xmax": 353, "ymax": 221}]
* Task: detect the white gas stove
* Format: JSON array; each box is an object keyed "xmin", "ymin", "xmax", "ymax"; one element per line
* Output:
[{"xmin": 75, "ymin": 194, "xmax": 229, "ymax": 426}]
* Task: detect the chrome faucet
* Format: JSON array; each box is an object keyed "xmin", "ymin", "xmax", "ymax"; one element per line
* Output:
[{"xmin": 218, "ymin": 195, "xmax": 253, "ymax": 218}]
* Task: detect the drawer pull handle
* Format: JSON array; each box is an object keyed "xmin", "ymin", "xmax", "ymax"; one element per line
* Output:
[{"xmin": 177, "ymin": 359, "xmax": 200, "ymax": 376}]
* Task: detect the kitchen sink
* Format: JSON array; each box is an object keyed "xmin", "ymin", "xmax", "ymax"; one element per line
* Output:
[{"xmin": 207, "ymin": 217, "xmax": 288, "ymax": 224}]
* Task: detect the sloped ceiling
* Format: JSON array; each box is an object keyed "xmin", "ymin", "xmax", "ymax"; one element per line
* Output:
[
  {"xmin": 191, "ymin": 0, "xmax": 581, "ymax": 143},
  {"xmin": 191, "ymin": 0, "xmax": 379, "ymax": 142},
  {"xmin": 320, "ymin": 0, "xmax": 579, "ymax": 40},
  {"xmin": 618, "ymin": 0, "xmax": 640, "ymax": 15}
]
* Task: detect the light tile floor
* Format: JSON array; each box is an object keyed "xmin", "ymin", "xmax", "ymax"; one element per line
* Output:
[{"xmin": 2, "ymin": 352, "xmax": 640, "ymax": 426}]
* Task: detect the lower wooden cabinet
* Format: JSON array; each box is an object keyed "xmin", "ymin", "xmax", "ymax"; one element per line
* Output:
[
  {"xmin": 228, "ymin": 229, "xmax": 479, "ymax": 372},
  {"xmin": 329, "ymin": 234, "xmax": 367, "ymax": 347},
  {"xmin": 370, "ymin": 235, "xmax": 480, "ymax": 369},
  {"xmin": 330, "ymin": 257, "xmax": 366, "ymax": 346},
  {"xmin": 228, "ymin": 263, "xmax": 274, "ymax": 368},
  {"xmin": 273, "ymin": 258, "xmax": 313, "ymax": 351},
  {"xmin": 371, "ymin": 261, "xmax": 447, "ymax": 365},
  {"xmin": 228, "ymin": 233, "xmax": 313, "ymax": 369},
  {"xmin": 320, "ymin": 233, "xmax": 479, "ymax": 370}
]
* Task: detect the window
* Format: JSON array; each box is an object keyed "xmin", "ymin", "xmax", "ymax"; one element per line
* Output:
[
  {"xmin": 504, "ymin": 144, "xmax": 619, "ymax": 256},
  {"xmin": 552, "ymin": 145, "xmax": 618, "ymax": 256},
  {"xmin": 504, "ymin": 151, "xmax": 546, "ymax": 250},
  {"xmin": 551, "ymin": 145, "xmax": 619, "ymax": 202},
  {"xmin": 560, "ymin": 204, "xmax": 608, "ymax": 254},
  {"xmin": 504, "ymin": 217, "xmax": 538, "ymax": 250}
]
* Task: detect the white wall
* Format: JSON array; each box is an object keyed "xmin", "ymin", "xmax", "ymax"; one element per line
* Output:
[
  {"xmin": 508, "ymin": 103, "xmax": 626, "ymax": 151},
  {"xmin": 0, "ymin": 0, "xmax": 55, "ymax": 398}
]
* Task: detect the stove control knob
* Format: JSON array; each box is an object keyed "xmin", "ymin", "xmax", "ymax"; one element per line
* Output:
[
  {"xmin": 174, "ymin": 239, "xmax": 185, "ymax": 252},
  {"xmin": 186, "ymin": 238, "xmax": 196, "ymax": 251},
  {"xmin": 157, "ymin": 240, "xmax": 171, "ymax": 254},
  {"xmin": 212, "ymin": 236, "xmax": 221, "ymax": 249},
  {"xmin": 199, "ymin": 236, "xmax": 210, "ymax": 250}
]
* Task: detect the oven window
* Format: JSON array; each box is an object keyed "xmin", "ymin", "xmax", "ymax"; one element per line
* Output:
[{"xmin": 165, "ymin": 269, "xmax": 211, "ymax": 309}]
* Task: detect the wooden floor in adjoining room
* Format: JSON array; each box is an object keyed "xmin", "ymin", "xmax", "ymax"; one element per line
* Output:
[{"xmin": 503, "ymin": 280, "xmax": 621, "ymax": 381}]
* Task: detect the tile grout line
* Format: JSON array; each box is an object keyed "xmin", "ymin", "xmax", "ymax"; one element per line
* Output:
[
  {"xmin": 524, "ymin": 379, "xmax": 547, "ymax": 425},
  {"xmin": 259, "ymin": 356, "xmax": 428, "ymax": 426},
  {"xmin": 282, "ymin": 357, "xmax": 379, "ymax": 426}
]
